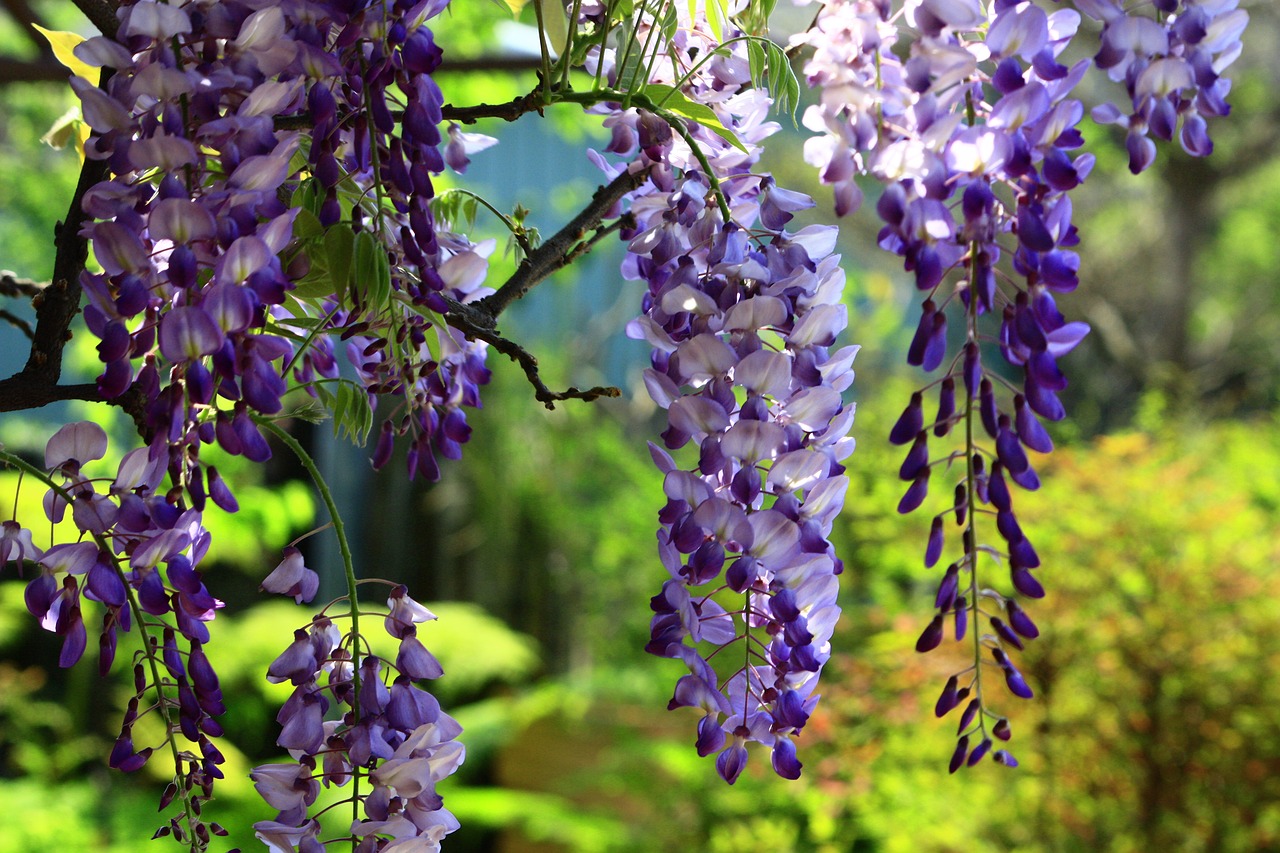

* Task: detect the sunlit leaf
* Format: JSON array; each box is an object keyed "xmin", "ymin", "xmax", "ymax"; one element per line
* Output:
[
  {"xmin": 643, "ymin": 84, "xmax": 747, "ymax": 153},
  {"xmin": 32, "ymin": 25, "xmax": 99, "ymax": 86}
]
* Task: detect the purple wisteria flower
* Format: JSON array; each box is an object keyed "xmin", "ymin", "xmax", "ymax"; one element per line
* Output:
[
  {"xmin": 252, "ymin": 583, "xmax": 463, "ymax": 849},
  {"xmin": 594, "ymin": 8, "xmax": 857, "ymax": 782},
  {"xmin": 791, "ymin": 0, "xmax": 1247, "ymax": 766},
  {"xmin": 14, "ymin": 422, "xmax": 228, "ymax": 841}
]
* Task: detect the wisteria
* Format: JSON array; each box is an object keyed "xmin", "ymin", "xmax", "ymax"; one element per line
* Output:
[
  {"xmin": 794, "ymin": 0, "xmax": 1247, "ymax": 767},
  {"xmin": 252, "ymin": 581, "xmax": 463, "ymax": 851},
  {"xmin": 581, "ymin": 8, "xmax": 856, "ymax": 782},
  {"xmin": 0, "ymin": 0, "xmax": 1254, "ymax": 848},
  {"xmin": 2, "ymin": 422, "xmax": 225, "ymax": 844}
]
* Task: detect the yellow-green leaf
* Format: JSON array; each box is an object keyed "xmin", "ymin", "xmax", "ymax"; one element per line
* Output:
[
  {"xmin": 643, "ymin": 84, "xmax": 747, "ymax": 153},
  {"xmin": 32, "ymin": 25, "xmax": 99, "ymax": 85}
]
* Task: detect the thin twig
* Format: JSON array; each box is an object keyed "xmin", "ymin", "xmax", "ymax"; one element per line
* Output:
[
  {"xmin": 0, "ymin": 271, "xmax": 45, "ymax": 299},
  {"xmin": 474, "ymin": 166, "xmax": 650, "ymax": 322},
  {"xmin": 0, "ymin": 310, "xmax": 34, "ymax": 339},
  {"xmin": 441, "ymin": 303, "xmax": 620, "ymax": 410}
]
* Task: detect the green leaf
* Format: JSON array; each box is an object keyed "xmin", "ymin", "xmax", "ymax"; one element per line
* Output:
[
  {"xmin": 293, "ymin": 208, "xmax": 324, "ymax": 239},
  {"xmin": 352, "ymin": 230, "xmax": 391, "ymax": 310},
  {"xmin": 324, "ymin": 223, "xmax": 356, "ymax": 304},
  {"xmin": 642, "ymin": 84, "xmax": 747, "ymax": 153},
  {"xmin": 332, "ymin": 381, "xmax": 374, "ymax": 446}
]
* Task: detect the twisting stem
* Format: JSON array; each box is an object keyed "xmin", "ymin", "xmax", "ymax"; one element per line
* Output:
[
  {"xmin": 470, "ymin": 165, "xmax": 650, "ymax": 324},
  {"xmin": 256, "ymin": 418, "xmax": 364, "ymax": 848}
]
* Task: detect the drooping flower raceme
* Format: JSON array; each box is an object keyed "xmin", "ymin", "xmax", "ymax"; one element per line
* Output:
[
  {"xmin": 588, "ymin": 8, "xmax": 857, "ymax": 782},
  {"xmin": 252, "ymin": 582, "xmax": 463, "ymax": 850},
  {"xmin": 4, "ymin": 422, "xmax": 228, "ymax": 844},
  {"xmin": 793, "ymin": 0, "xmax": 1246, "ymax": 767},
  {"xmin": 72, "ymin": 0, "xmax": 489, "ymax": 494},
  {"xmin": 56, "ymin": 0, "xmax": 483, "ymax": 841}
]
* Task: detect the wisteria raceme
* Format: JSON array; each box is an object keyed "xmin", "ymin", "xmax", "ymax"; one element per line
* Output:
[
  {"xmin": 71, "ymin": 0, "xmax": 490, "ymax": 493},
  {"xmin": 252, "ymin": 582, "xmax": 463, "ymax": 851},
  {"xmin": 3, "ymin": 422, "xmax": 227, "ymax": 843},
  {"xmin": 51, "ymin": 0, "xmax": 485, "ymax": 842},
  {"xmin": 793, "ymin": 0, "xmax": 1247, "ymax": 766},
  {"xmin": 590, "ymin": 8, "xmax": 857, "ymax": 783}
]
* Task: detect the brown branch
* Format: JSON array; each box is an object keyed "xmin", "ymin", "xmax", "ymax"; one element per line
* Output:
[
  {"xmin": 437, "ymin": 168, "xmax": 647, "ymax": 409},
  {"xmin": 0, "ymin": 311, "xmax": 34, "ymax": 339},
  {"xmin": 440, "ymin": 85, "xmax": 549, "ymax": 125},
  {"xmin": 473, "ymin": 165, "xmax": 650, "ymax": 322},
  {"xmin": 438, "ymin": 55, "xmax": 544, "ymax": 75},
  {"xmin": 70, "ymin": 0, "xmax": 118, "ymax": 38},
  {"xmin": 0, "ymin": 380, "xmax": 104, "ymax": 411},
  {"xmin": 0, "ymin": 272, "xmax": 45, "ymax": 299},
  {"xmin": 441, "ymin": 303, "xmax": 620, "ymax": 410},
  {"xmin": 275, "ymin": 82, "xmax": 549, "ymax": 132},
  {"xmin": 21, "ymin": 154, "xmax": 109, "ymax": 384}
]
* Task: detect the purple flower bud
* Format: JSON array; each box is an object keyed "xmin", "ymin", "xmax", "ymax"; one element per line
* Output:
[
  {"xmin": 921, "ymin": 311, "xmax": 948, "ymax": 372},
  {"xmin": 996, "ymin": 509, "xmax": 1023, "ymax": 543},
  {"xmin": 915, "ymin": 615, "xmax": 944, "ymax": 653},
  {"xmin": 1006, "ymin": 599, "xmax": 1040, "ymax": 638},
  {"xmin": 899, "ymin": 432, "xmax": 929, "ymax": 481},
  {"xmin": 949, "ymin": 735, "xmax": 970, "ymax": 773},
  {"xmin": 1011, "ymin": 567, "xmax": 1045, "ymax": 598},
  {"xmin": 890, "ymin": 393, "xmax": 925, "ymax": 446},
  {"xmin": 979, "ymin": 379, "xmax": 999, "ymax": 438},
  {"xmin": 925, "ymin": 517, "xmax": 944, "ymax": 568},
  {"xmin": 989, "ymin": 462, "xmax": 1012, "ymax": 511},
  {"xmin": 934, "ymin": 675, "xmax": 959, "ymax": 717},
  {"xmin": 994, "ymin": 749, "xmax": 1019, "ymax": 767},
  {"xmin": 109, "ymin": 731, "xmax": 152, "ymax": 772},
  {"xmin": 957, "ymin": 697, "xmax": 980, "ymax": 734},
  {"xmin": 934, "ymin": 565, "xmax": 960, "ymax": 611},
  {"xmin": 992, "ymin": 718, "xmax": 1011, "ymax": 741},
  {"xmin": 954, "ymin": 596, "xmax": 968, "ymax": 641},
  {"xmin": 991, "ymin": 617, "xmax": 1025, "ymax": 650},
  {"xmin": 934, "ymin": 377, "xmax": 956, "ymax": 437},
  {"xmin": 1015, "ymin": 395, "xmax": 1054, "ymax": 453},
  {"xmin": 260, "ymin": 548, "xmax": 319, "ymax": 604},
  {"xmin": 277, "ymin": 689, "xmax": 325, "ymax": 755},
  {"xmin": 696, "ymin": 714, "xmax": 726, "ymax": 757},
  {"xmin": 267, "ymin": 630, "xmax": 318, "ymax": 686},
  {"xmin": 962, "ymin": 343, "xmax": 981, "ymax": 398},
  {"xmin": 996, "ymin": 417, "xmax": 1030, "ymax": 474},
  {"xmin": 716, "ymin": 742, "xmax": 748, "ymax": 785},
  {"xmin": 396, "ymin": 632, "xmax": 444, "ymax": 680},
  {"xmin": 907, "ymin": 301, "xmax": 936, "ymax": 368},
  {"xmin": 1003, "ymin": 655, "xmax": 1034, "ymax": 696},
  {"xmin": 771, "ymin": 737, "xmax": 803, "ymax": 780},
  {"xmin": 967, "ymin": 737, "xmax": 992, "ymax": 766},
  {"xmin": 898, "ymin": 471, "xmax": 930, "ymax": 514}
]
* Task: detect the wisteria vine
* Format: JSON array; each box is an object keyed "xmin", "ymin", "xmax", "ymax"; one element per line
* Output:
[
  {"xmin": 0, "ymin": 0, "xmax": 1251, "ymax": 848},
  {"xmin": 794, "ymin": 0, "xmax": 1247, "ymax": 767}
]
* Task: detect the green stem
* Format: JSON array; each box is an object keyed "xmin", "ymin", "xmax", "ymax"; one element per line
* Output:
[
  {"xmin": 643, "ymin": 102, "xmax": 733, "ymax": 222},
  {"xmin": 256, "ymin": 418, "xmax": 364, "ymax": 849}
]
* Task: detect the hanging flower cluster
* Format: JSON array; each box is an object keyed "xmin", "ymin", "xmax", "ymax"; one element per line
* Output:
[
  {"xmin": 6, "ymin": 422, "xmax": 226, "ymax": 844},
  {"xmin": 793, "ymin": 0, "xmax": 1247, "ymax": 767},
  {"xmin": 590, "ymin": 9, "xmax": 857, "ymax": 782},
  {"xmin": 71, "ymin": 0, "xmax": 489, "ymax": 490},
  {"xmin": 252, "ymin": 582, "xmax": 463, "ymax": 850},
  {"xmin": 54, "ymin": 0, "xmax": 481, "ymax": 841}
]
